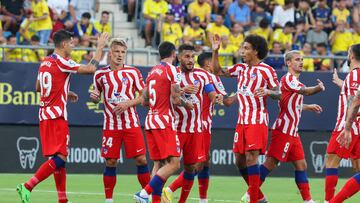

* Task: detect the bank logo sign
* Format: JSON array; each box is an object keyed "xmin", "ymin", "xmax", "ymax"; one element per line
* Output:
[
  {"xmin": 17, "ymin": 137, "xmax": 39, "ymax": 169},
  {"xmin": 310, "ymin": 141, "xmax": 328, "ymax": 173}
]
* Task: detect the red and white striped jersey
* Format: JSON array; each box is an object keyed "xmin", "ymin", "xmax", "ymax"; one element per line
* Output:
[
  {"xmin": 174, "ymin": 68, "xmax": 215, "ymax": 133},
  {"xmin": 227, "ymin": 62, "xmax": 279, "ymax": 125},
  {"xmin": 272, "ymin": 73, "xmax": 304, "ymax": 137},
  {"xmin": 145, "ymin": 62, "xmax": 182, "ymax": 130},
  {"xmin": 202, "ymin": 72, "xmax": 227, "ymax": 133},
  {"xmin": 333, "ymin": 68, "xmax": 360, "ymax": 135},
  {"xmin": 93, "ymin": 65, "xmax": 145, "ymax": 130},
  {"xmin": 38, "ymin": 54, "xmax": 80, "ymax": 121}
]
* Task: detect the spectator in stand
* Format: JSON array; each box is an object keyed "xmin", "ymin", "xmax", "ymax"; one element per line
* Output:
[
  {"xmin": 250, "ymin": 2, "xmax": 272, "ymax": 28},
  {"xmin": 353, "ymin": 2, "xmax": 360, "ymax": 24},
  {"xmin": 48, "ymin": 0, "xmax": 71, "ymax": 40},
  {"xmin": 168, "ymin": 0, "xmax": 185, "ymax": 27},
  {"xmin": 300, "ymin": 42, "xmax": 315, "ymax": 72},
  {"xmin": 292, "ymin": 21, "xmax": 307, "ymax": 50},
  {"xmin": 70, "ymin": 36, "xmax": 88, "ymax": 63},
  {"xmin": 314, "ymin": 42, "xmax": 332, "ymax": 71},
  {"xmin": 5, "ymin": 35, "xmax": 22, "ymax": 62},
  {"xmin": 94, "ymin": 11, "xmax": 112, "ymax": 36},
  {"xmin": 188, "ymin": 0, "xmax": 211, "ymax": 29},
  {"xmin": 353, "ymin": 22, "xmax": 360, "ymax": 44},
  {"xmin": 294, "ymin": 0, "xmax": 315, "ymax": 31},
  {"xmin": 306, "ymin": 20, "xmax": 328, "ymax": 49},
  {"xmin": 329, "ymin": 20, "xmax": 352, "ymax": 55},
  {"xmin": 19, "ymin": 10, "xmax": 37, "ymax": 44},
  {"xmin": 69, "ymin": 0, "xmax": 99, "ymax": 22},
  {"xmin": 0, "ymin": 21, "xmax": 5, "ymax": 44},
  {"xmin": 0, "ymin": 0, "xmax": 24, "ymax": 33},
  {"xmin": 182, "ymin": 16, "xmax": 206, "ymax": 45},
  {"xmin": 31, "ymin": 0, "xmax": 53, "ymax": 45},
  {"xmin": 271, "ymin": 21, "xmax": 295, "ymax": 51},
  {"xmin": 159, "ymin": 11, "xmax": 182, "ymax": 47},
  {"xmin": 142, "ymin": 0, "xmax": 168, "ymax": 47},
  {"xmin": 229, "ymin": 23, "xmax": 244, "ymax": 48},
  {"xmin": 206, "ymin": 15, "xmax": 230, "ymax": 44},
  {"xmin": 250, "ymin": 18, "xmax": 272, "ymax": 42},
  {"xmin": 272, "ymin": 0, "xmax": 295, "ymax": 28},
  {"xmin": 311, "ymin": 0, "xmax": 332, "ymax": 33},
  {"xmin": 22, "ymin": 35, "xmax": 46, "ymax": 62},
  {"xmin": 264, "ymin": 41, "xmax": 285, "ymax": 70},
  {"xmin": 227, "ymin": 0, "xmax": 251, "ymax": 30},
  {"xmin": 332, "ymin": 0, "xmax": 351, "ymax": 27},
  {"xmin": 73, "ymin": 12, "xmax": 98, "ymax": 42},
  {"xmin": 218, "ymin": 35, "xmax": 238, "ymax": 66},
  {"xmin": 127, "ymin": 0, "xmax": 135, "ymax": 22},
  {"xmin": 329, "ymin": 20, "xmax": 352, "ymax": 67}
]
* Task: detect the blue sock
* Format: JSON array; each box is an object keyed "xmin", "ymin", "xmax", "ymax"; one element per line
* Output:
[
  {"xmin": 149, "ymin": 175, "xmax": 164, "ymax": 196},
  {"xmin": 104, "ymin": 166, "xmax": 116, "ymax": 176},
  {"xmin": 353, "ymin": 172, "xmax": 360, "ymax": 184},
  {"xmin": 295, "ymin": 170, "xmax": 308, "ymax": 183},
  {"xmin": 260, "ymin": 165, "xmax": 270, "ymax": 182},
  {"xmin": 52, "ymin": 156, "xmax": 65, "ymax": 169},
  {"xmin": 248, "ymin": 164, "xmax": 260, "ymax": 176},
  {"xmin": 198, "ymin": 167, "xmax": 210, "ymax": 179},
  {"xmin": 183, "ymin": 171, "xmax": 196, "ymax": 180},
  {"xmin": 326, "ymin": 168, "xmax": 338, "ymax": 176},
  {"xmin": 137, "ymin": 165, "xmax": 149, "ymax": 174}
]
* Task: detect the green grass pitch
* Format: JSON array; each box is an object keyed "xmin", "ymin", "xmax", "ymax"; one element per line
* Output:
[{"xmin": 1, "ymin": 173, "xmax": 359, "ymax": 202}]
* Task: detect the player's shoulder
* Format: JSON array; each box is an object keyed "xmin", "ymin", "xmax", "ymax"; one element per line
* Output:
[
  {"xmin": 121, "ymin": 64, "xmax": 142, "ymax": 74},
  {"xmin": 94, "ymin": 65, "xmax": 111, "ymax": 75}
]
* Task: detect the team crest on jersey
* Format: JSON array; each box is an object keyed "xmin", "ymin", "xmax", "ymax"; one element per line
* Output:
[
  {"xmin": 250, "ymin": 73, "xmax": 257, "ymax": 79},
  {"xmin": 175, "ymin": 73, "xmax": 182, "ymax": 83},
  {"xmin": 122, "ymin": 77, "xmax": 129, "ymax": 85},
  {"xmin": 289, "ymin": 80, "xmax": 300, "ymax": 88},
  {"xmin": 194, "ymin": 80, "xmax": 200, "ymax": 85},
  {"xmin": 103, "ymin": 147, "xmax": 108, "ymax": 154}
]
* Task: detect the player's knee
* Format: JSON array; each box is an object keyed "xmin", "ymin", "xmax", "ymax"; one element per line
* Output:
[
  {"xmin": 105, "ymin": 158, "xmax": 118, "ymax": 167},
  {"xmin": 52, "ymin": 155, "xmax": 66, "ymax": 169},
  {"xmin": 135, "ymin": 155, "xmax": 147, "ymax": 166}
]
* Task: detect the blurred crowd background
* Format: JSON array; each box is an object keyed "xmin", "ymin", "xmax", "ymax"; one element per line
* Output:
[{"xmin": 1, "ymin": 0, "xmax": 360, "ymax": 72}]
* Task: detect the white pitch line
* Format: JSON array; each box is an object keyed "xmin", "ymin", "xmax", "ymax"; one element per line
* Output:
[{"xmin": 0, "ymin": 188, "xmax": 240, "ymax": 202}]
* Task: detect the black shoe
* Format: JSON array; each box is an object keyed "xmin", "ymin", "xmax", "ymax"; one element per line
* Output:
[{"xmin": 127, "ymin": 14, "xmax": 133, "ymax": 22}]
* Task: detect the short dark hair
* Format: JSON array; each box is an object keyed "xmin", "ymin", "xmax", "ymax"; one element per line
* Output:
[
  {"xmin": 158, "ymin": 41, "xmax": 176, "ymax": 59},
  {"xmin": 82, "ymin": 12, "xmax": 91, "ymax": 19},
  {"xmin": 53, "ymin": 29, "xmax": 74, "ymax": 48},
  {"xmin": 351, "ymin": 44, "xmax": 360, "ymax": 61},
  {"xmin": 244, "ymin": 35, "xmax": 268, "ymax": 60},
  {"xmin": 259, "ymin": 18, "xmax": 269, "ymax": 29},
  {"xmin": 198, "ymin": 53, "xmax": 212, "ymax": 67},
  {"xmin": 285, "ymin": 0, "xmax": 294, "ymax": 5},
  {"xmin": 178, "ymin": 44, "xmax": 195, "ymax": 54},
  {"xmin": 102, "ymin": 11, "xmax": 110, "ymax": 15},
  {"xmin": 284, "ymin": 21, "xmax": 295, "ymax": 28},
  {"xmin": 316, "ymin": 42, "xmax": 327, "ymax": 48},
  {"xmin": 31, "ymin": 35, "xmax": 40, "ymax": 42}
]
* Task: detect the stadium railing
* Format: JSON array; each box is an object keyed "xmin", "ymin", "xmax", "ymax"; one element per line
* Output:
[{"xmin": 0, "ymin": 44, "xmax": 348, "ymax": 69}]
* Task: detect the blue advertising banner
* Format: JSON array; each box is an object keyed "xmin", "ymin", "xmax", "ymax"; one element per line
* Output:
[{"xmin": 0, "ymin": 62, "xmax": 343, "ymax": 130}]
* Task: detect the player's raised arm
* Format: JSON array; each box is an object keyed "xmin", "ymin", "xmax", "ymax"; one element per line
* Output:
[
  {"xmin": 332, "ymin": 68, "xmax": 343, "ymax": 88},
  {"xmin": 77, "ymin": 33, "xmax": 109, "ymax": 74},
  {"xmin": 211, "ymin": 34, "xmax": 231, "ymax": 77},
  {"xmin": 298, "ymin": 79, "xmax": 325, "ymax": 96}
]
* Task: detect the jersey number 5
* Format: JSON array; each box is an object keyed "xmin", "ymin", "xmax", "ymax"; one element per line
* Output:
[
  {"xmin": 149, "ymin": 80, "xmax": 156, "ymax": 106},
  {"xmin": 38, "ymin": 72, "xmax": 52, "ymax": 97}
]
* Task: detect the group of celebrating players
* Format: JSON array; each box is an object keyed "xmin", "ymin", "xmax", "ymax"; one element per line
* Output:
[{"xmin": 14, "ymin": 29, "xmax": 360, "ymax": 203}]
